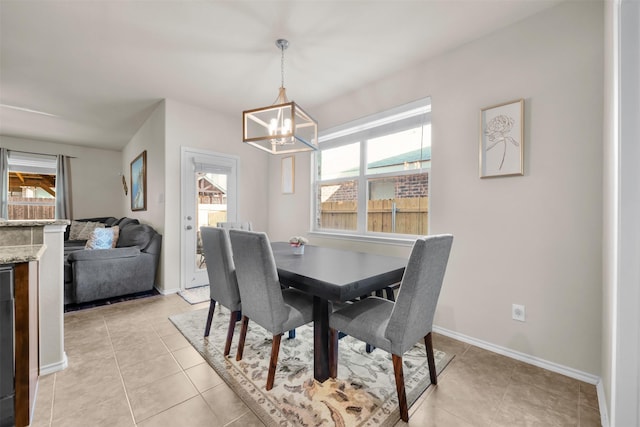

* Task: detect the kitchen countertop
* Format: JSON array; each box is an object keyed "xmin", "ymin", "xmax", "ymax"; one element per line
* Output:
[
  {"xmin": 0, "ymin": 220, "xmax": 66, "ymax": 263},
  {"xmin": 0, "ymin": 244, "xmax": 46, "ymax": 264},
  {"xmin": 0, "ymin": 219, "xmax": 70, "ymax": 227}
]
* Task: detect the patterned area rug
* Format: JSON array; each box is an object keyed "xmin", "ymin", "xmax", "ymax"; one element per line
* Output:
[
  {"xmin": 170, "ymin": 306, "xmax": 454, "ymax": 427},
  {"xmin": 178, "ymin": 285, "xmax": 209, "ymax": 304}
]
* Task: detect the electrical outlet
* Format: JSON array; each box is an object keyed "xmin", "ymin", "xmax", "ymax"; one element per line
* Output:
[{"xmin": 512, "ymin": 304, "xmax": 526, "ymax": 322}]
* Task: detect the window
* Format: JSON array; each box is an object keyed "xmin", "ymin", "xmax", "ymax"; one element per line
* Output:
[
  {"xmin": 313, "ymin": 98, "xmax": 431, "ymax": 238},
  {"xmin": 7, "ymin": 151, "xmax": 57, "ymax": 220}
]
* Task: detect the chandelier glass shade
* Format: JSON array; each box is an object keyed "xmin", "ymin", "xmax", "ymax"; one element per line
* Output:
[{"xmin": 242, "ymin": 39, "xmax": 318, "ymax": 154}]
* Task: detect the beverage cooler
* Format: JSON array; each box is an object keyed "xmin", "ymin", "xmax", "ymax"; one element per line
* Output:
[{"xmin": 0, "ymin": 265, "xmax": 14, "ymax": 427}]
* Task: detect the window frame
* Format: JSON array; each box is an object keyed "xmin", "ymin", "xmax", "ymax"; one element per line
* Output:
[
  {"xmin": 6, "ymin": 151, "xmax": 57, "ymax": 220},
  {"xmin": 311, "ymin": 98, "xmax": 431, "ymax": 244}
]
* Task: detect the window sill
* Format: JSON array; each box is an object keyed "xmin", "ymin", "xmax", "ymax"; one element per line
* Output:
[{"xmin": 308, "ymin": 231, "xmax": 416, "ymax": 247}]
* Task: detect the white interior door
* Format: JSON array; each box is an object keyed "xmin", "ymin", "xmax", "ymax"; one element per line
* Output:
[{"xmin": 181, "ymin": 147, "xmax": 238, "ymax": 289}]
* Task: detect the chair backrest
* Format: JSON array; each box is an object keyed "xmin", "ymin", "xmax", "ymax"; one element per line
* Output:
[
  {"xmin": 385, "ymin": 234, "xmax": 453, "ymax": 355},
  {"xmin": 228, "ymin": 229, "xmax": 287, "ymax": 334},
  {"xmin": 217, "ymin": 221, "xmax": 253, "ymax": 231},
  {"xmin": 200, "ymin": 227, "xmax": 241, "ymax": 311}
]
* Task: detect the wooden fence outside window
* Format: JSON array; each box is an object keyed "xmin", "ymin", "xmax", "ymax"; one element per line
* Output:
[
  {"xmin": 320, "ymin": 197, "xmax": 428, "ymax": 235},
  {"xmin": 8, "ymin": 197, "xmax": 55, "ymax": 220}
]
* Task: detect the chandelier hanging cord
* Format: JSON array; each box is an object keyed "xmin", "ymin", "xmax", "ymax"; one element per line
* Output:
[
  {"xmin": 280, "ymin": 40, "xmax": 285, "ymax": 88},
  {"xmin": 274, "ymin": 39, "xmax": 290, "ymax": 104}
]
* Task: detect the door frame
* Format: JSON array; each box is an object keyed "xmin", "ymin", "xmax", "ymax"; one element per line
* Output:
[{"xmin": 180, "ymin": 146, "xmax": 239, "ymax": 290}]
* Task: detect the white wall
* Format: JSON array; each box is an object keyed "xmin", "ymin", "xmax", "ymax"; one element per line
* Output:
[
  {"xmin": 0, "ymin": 135, "xmax": 123, "ymax": 219},
  {"xmin": 122, "ymin": 100, "xmax": 166, "ymax": 287},
  {"xmin": 122, "ymin": 101, "xmax": 166, "ymax": 231},
  {"xmin": 163, "ymin": 99, "xmax": 269, "ymax": 293},
  {"xmin": 268, "ymin": 2, "xmax": 604, "ymax": 376}
]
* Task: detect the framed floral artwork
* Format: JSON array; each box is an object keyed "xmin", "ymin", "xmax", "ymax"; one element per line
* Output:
[
  {"xmin": 479, "ymin": 99, "xmax": 524, "ymax": 178},
  {"xmin": 130, "ymin": 150, "xmax": 147, "ymax": 211}
]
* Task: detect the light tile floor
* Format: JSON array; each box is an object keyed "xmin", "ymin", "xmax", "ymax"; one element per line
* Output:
[{"xmin": 29, "ymin": 294, "xmax": 601, "ymax": 427}]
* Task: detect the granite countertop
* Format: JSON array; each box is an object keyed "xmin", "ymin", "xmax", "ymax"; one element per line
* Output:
[
  {"xmin": 0, "ymin": 219, "xmax": 70, "ymax": 227},
  {"xmin": 0, "ymin": 244, "xmax": 46, "ymax": 264}
]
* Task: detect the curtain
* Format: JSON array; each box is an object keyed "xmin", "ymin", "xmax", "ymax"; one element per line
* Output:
[
  {"xmin": 55, "ymin": 154, "xmax": 73, "ymax": 219},
  {"xmin": 0, "ymin": 148, "xmax": 7, "ymax": 219}
]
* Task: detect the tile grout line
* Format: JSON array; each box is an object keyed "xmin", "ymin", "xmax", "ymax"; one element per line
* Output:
[
  {"xmin": 103, "ymin": 313, "xmax": 138, "ymax": 426},
  {"xmin": 487, "ymin": 362, "xmax": 518, "ymax": 426},
  {"xmin": 47, "ymin": 372, "xmax": 57, "ymax": 427},
  {"xmin": 127, "ymin": 316, "xmax": 206, "ymax": 424},
  {"xmin": 168, "ymin": 319, "xmax": 225, "ymax": 420},
  {"xmin": 222, "ymin": 409, "xmax": 254, "ymax": 427},
  {"xmin": 178, "ymin": 307, "xmax": 262, "ymax": 424},
  {"xmin": 577, "ymin": 385, "xmax": 583, "ymax": 427}
]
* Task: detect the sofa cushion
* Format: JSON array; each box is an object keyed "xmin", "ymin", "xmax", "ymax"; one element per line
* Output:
[
  {"xmin": 115, "ymin": 217, "xmax": 139, "ymax": 228},
  {"xmin": 70, "ymin": 220, "xmax": 105, "ymax": 240},
  {"xmin": 64, "ymin": 258, "xmax": 72, "ymax": 283},
  {"xmin": 68, "ymin": 220, "xmax": 87, "ymax": 240},
  {"xmin": 64, "ymin": 240, "xmax": 88, "ymax": 257},
  {"xmin": 103, "ymin": 217, "xmax": 119, "ymax": 226},
  {"xmin": 116, "ymin": 224, "xmax": 155, "ymax": 250},
  {"xmin": 85, "ymin": 226, "xmax": 120, "ymax": 250},
  {"xmin": 67, "ymin": 246, "xmax": 141, "ymax": 262}
]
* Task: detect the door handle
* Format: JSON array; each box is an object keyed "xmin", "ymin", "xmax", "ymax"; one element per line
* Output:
[{"xmin": 185, "ymin": 225, "xmax": 193, "ymax": 230}]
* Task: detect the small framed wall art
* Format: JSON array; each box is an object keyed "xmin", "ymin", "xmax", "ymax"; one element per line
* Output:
[
  {"xmin": 281, "ymin": 155, "xmax": 295, "ymax": 194},
  {"xmin": 479, "ymin": 99, "xmax": 524, "ymax": 178},
  {"xmin": 130, "ymin": 150, "xmax": 147, "ymax": 211}
]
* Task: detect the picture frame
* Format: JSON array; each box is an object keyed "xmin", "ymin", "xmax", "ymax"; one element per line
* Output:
[
  {"xmin": 479, "ymin": 99, "xmax": 524, "ymax": 178},
  {"xmin": 130, "ymin": 150, "xmax": 147, "ymax": 211},
  {"xmin": 281, "ymin": 156, "xmax": 295, "ymax": 194}
]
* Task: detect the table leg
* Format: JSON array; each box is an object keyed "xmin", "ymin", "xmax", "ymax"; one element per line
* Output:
[{"xmin": 313, "ymin": 296, "xmax": 330, "ymax": 382}]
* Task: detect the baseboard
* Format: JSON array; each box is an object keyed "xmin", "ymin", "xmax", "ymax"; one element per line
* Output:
[
  {"xmin": 156, "ymin": 285, "xmax": 180, "ymax": 295},
  {"xmin": 432, "ymin": 325, "xmax": 600, "ymax": 384},
  {"xmin": 433, "ymin": 326, "xmax": 609, "ymax": 426},
  {"xmin": 596, "ymin": 380, "xmax": 610, "ymax": 427},
  {"xmin": 40, "ymin": 352, "xmax": 68, "ymax": 376}
]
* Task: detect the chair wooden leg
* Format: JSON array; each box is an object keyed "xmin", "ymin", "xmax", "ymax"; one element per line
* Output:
[
  {"xmin": 391, "ymin": 354, "xmax": 409, "ymax": 423},
  {"xmin": 224, "ymin": 310, "xmax": 240, "ymax": 357},
  {"xmin": 266, "ymin": 334, "xmax": 282, "ymax": 391},
  {"xmin": 392, "ymin": 354, "xmax": 409, "ymax": 422},
  {"xmin": 235, "ymin": 316, "xmax": 249, "ymax": 361},
  {"xmin": 329, "ymin": 328, "xmax": 338, "ymax": 378},
  {"xmin": 204, "ymin": 299, "xmax": 216, "ymax": 337},
  {"xmin": 424, "ymin": 332, "xmax": 437, "ymax": 385}
]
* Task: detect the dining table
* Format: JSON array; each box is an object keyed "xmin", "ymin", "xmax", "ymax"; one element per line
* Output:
[{"xmin": 271, "ymin": 242, "xmax": 407, "ymax": 382}]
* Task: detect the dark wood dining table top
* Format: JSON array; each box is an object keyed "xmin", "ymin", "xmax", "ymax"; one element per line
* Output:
[{"xmin": 271, "ymin": 242, "xmax": 407, "ymax": 302}]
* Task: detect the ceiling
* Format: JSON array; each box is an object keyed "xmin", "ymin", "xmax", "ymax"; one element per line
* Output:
[{"xmin": 0, "ymin": 0, "xmax": 562, "ymax": 151}]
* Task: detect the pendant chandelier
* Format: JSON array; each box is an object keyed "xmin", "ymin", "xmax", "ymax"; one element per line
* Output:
[{"xmin": 242, "ymin": 39, "xmax": 318, "ymax": 154}]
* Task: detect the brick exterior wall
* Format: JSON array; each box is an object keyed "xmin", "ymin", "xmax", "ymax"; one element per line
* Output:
[
  {"xmin": 394, "ymin": 173, "xmax": 429, "ymax": 198},
  {"xmin": 325, "ymin": 173, "xmax": 429, "ymax": 202}
]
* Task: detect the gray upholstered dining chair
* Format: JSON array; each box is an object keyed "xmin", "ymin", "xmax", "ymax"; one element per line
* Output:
[
  {"xmin": 217, "ymin": 221, "xmax": 252, "ymax": 231},
  {"xmin": 228, "ymin": 229, "xmax": 315, "ymax": 391},
  {"xmin": 200, "ymin": 227, "xmax": 241, "ymax": 357},
  {"xmin": 197, "ymin": 221, "xmax": 251, "ymax": 270},
  {"xmin": 328, "ymin": 234, "xmax": 453, "ymax": 422}
]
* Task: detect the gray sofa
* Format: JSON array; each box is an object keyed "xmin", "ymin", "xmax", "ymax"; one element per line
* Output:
[{"xmin": 64, "ymin": 218, "xmax": 162, "ymax": 305}]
